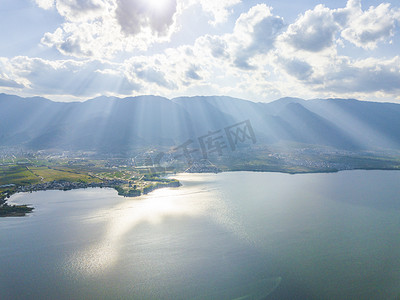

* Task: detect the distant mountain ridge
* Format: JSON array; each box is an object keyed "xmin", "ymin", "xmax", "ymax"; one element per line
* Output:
[{"xmin": 1, "ymin": 93, "xmax": 400, "ymax": 152}]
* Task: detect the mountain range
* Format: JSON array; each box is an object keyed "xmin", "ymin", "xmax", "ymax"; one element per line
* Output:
[{"xmin": 1, "ymin": 93, "xmax": 400, "ymax": 152}]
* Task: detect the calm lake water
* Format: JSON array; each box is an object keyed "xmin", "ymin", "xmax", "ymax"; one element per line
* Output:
[{"xmin": 1, "ymin": 171, "xmax": 400, "ymax": 299}]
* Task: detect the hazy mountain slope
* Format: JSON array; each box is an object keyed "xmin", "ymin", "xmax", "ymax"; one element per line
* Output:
[
  {"xmin": 0, "ymin": 94, "xmax": 70, "ymax": 146},
  {"xmin": 300, "ymin": 98, "xmax": 400, "ymax": 150},
  {"xmin": 275, "ymin": 102, "xmax": 359, "ymax": 149},
  {"xmin": 1, "ymin": 93, "xmax": 400, "ymax": 152},
  {"xmin": 172, "ymin": 96, "xmax": 286, "ymax": 142},
  {"xmin": 171, "ymin": 96, "xmax": 237, "ymax": 136},
  {"xmin": 0, "ymin": 94, "xmax": 194, "ymax": 150},
  {"xmin": 75, "ymin": 96, "xmax": 194, "ymax": 150}
]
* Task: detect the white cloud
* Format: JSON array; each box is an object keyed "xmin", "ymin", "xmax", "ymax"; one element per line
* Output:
[
  {"xmin": 200, "ymin": 35, "xmax": 230, "ymax": 59},
  {"xmin": 185, "ymin": 65, "xmax": 202, "ymax": 80},
  {"xmin": 277, "ymin": 56, "xmax": 314, "ymax": 81},
  {"xmin": 0, "ymin": 50, "xmax": 208, "ymax": 98},
  {"xmin": 116, "ymin": 0, "xmax": 178, "ymax": 36},
  {"xmin": 36, "ymin": 0, "xmax": 242, "ymax": 58},
  {"xmin": 269, "ymin": 49, "xmax": 400, "ymax": 101},
  {"xmin": 266, "ymin": 0, "xmax": 400, "ymax": 100},
  {"xmin": 189, "ymin": 4, "xmax": 286, "ymax": 82},
  {"xmin": 124, "ymin": 46, "xmax": 211, "ymax": 93},
  {"xmin": 341, "ymin": 3, "xmax": 400, "ymax": 49},
  {"xmin": 7, "ymin": 1, "xmax": 400, "ymax": 103},
  {"xmin": 38, "ymin": 0, "xmax": 180, "ymax": 58},
  {"xmin": 3, "ymin": 56, "xmax": 140, "ymax": 97},
  {"xmin": 132, "ymin": 61, "xmax": 177, "ymax": 89},
  {"xmin": 0, "ymin": 78, "xmax": 23, "ymax": 88},
  {"xmin": 0, "ymin": 58, "xmax": 28, "ymax": 90},
  {"xmin": 280, "ymin": 4, "xmax": 340, "ymax": 52},
  {"xmin": 314, "ymin": 56, "xmax": 400, "ymax": 94},
  {"xmin": 332, "ymin": 0, "xmax": 361, "ymax": 27},
  {"xmin": 35, "ymin": 0, "xmax": 55, "ymax": 10},
  {"xmin": 195, "ymin": 0, "xmax": 241, "ymax": 25},
  {"xmin": 41, "ymin": 18, "xmax": 133, "ymax": 58},
  {"xmin": 229, "ymin": 4, "xmax": 285, "ymax": 70},
  {"xmin": 55, "ymin": 0, "xmax": 106, "ymax": 21}
]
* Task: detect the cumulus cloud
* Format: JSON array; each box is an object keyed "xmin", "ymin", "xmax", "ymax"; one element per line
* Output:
[
  {"xmin": 189, "ymin": 4, "xmax": 286, "ymax": 78},
  {"xmin": 1, "ymin": 53, "xmax": 207, "ymax": 98},
  {"xmin": 267, "ymin": 0, "xmax": 400, "ymax": 100},
  {"xmin": 281, "ymin": 0, "xmax": 400, "ymax": 52},
  {"xmin": 202, "ymin": 35, "xmax": 230, "ymax": 59},
  {"xmin": 0, "ymin": 58, "xmax": 28, "ymax": 90},
  {"xmin": 4, "ymin": 57, "xmax": 140, "ymax": 97},
  {"xmin": 42, "ymin": 25, "xmax": 96, "ymax": 57},
  {"xmin": 55, "ymin": 0, "xmax": 105, "ymax": 21},
  {"xmin": 124, "ymin": 46, "xmax": 212, "ymax": 93},
  {"xmin": 0, "ymin": 78, "xmax": 24, "ymax": 89},
  {"xmin": 231, "ymin": 4, "xmax": 285, "ymax": 69},
  {"xmin": 332, "ymin": 0, "xmax": 361, "ymax": 27},
  {"xmin": 38, "ymin": 0, "xmax": 180, "ymax": 58},
  {"xmin": 42, "ymin": 23, "xmax": 107, "ymax": 58},
  {"xmin": 133, "ymin": 62, "xmax": 177, "ymax": 89},
  {"xmin": 36, "ymin": 0, "xmax": 243, "ymax": 58},
  {"xmin": 281, "ymin": 4, "xmax": 340, "ymax": 52},
  {"xmin": 341, "ymin": 3, "xmax": 400, "ymax": 49},
  {"xmin": 35, "ymin": 0, "xmax": 55, "ymax": 10},
  {"xmin": 196, "ymin": 0, "xmax": 241, "ymax": 25},
  {"xmin": 314, "ymin": 56, "xmax": 400, "ymax": 94},
  {"xmin": 10, "ymin": 1, "xmax": 400, "ymax": 102},
  {"xmin": 277, "ymin": 57, "xmax": 314, "ymax": 81},
  {"xmin": 185, "ymin": 65, "xmax": 202, "ymax": 80},
  {"xmin": 116, "ymin": 0, "xmax": 177, "ymax": 36}
]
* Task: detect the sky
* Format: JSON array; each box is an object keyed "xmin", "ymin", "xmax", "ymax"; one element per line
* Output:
[{"xmin": 0, "ymin": 0, "xmax": 400, "ymax": 103}]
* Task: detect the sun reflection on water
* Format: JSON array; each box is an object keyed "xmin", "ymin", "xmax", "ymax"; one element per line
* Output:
[
  {"xmin": 65, "ymin": 174, "xmax": 251, "ymax": 277},
  {"xmin": 66, "ymin": 183, "xmax": 209, "ymax": 276}
]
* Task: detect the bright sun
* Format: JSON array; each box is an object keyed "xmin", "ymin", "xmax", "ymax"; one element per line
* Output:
[{"xmin": 145, "ymin": 0, "xmax": 169, "ymax": 11}]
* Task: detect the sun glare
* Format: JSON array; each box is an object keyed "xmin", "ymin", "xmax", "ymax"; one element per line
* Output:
[{"xmin": 145, "ymin": 0, "xmax": 169, "ymax": 11}]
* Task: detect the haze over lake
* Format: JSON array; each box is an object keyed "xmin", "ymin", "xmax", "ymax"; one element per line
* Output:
[{"xmin": 1, "ymin": 170, "xmax": 400, "ymax": 300}]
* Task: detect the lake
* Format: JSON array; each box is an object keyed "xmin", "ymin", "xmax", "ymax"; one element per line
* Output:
[{"xmin": 1, "ymin": 171, "xmax": 400, "ymax": 299}]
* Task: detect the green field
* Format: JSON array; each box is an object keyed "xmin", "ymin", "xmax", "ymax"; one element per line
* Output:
[
  {"xmin": 0, "ymin": 165, "xmax": 100, "ymax": 186},
  {"xmin": 30, "ymin": 166, "xmax": 100, "ymax": 183},
  {"xmin": 0, "ymin": 165, "xmax": 41, "ymax": 186}
]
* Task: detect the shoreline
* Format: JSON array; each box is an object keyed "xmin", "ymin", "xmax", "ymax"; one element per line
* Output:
[
  {"xmin": 2, "ymin": 167, "xmax": 399, "ymax": 217},
  {"xmin": 225, "ymin": 165, "xmax": 400, "ymax": 175},
  {"xmin": 199, "ymin": 166, "xmax": 400, "ymax": 175},
  {"xmin": 0, "ymin": 178, "xmax": 181, "ymax": 217}
]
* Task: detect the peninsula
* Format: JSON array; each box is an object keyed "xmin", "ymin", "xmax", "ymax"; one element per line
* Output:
[{"xmin": 0, "ymin": 155, "xmax": 181, "ymax": 217}]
